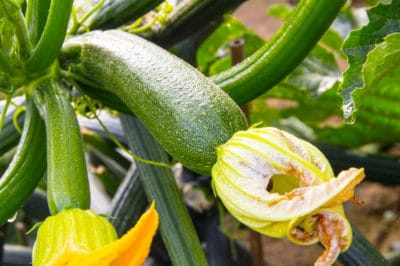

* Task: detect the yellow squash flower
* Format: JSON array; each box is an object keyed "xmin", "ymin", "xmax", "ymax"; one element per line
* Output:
[
  {"xmin": 32, "ymin": 202, "xmax": 159, "ymax": 266},
  {"xmin": 212, "ymin": 127, "xmax": 365, "ymax": 266}
]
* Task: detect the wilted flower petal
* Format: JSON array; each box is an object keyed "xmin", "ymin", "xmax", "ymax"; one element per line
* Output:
[{"xmin": 211, "ymin": 127, "xmax": 364, "ymax": 265}]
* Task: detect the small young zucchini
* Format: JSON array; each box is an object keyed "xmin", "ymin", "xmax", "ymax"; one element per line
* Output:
[
  {"xmin": 34, "ymin": 79, "xmax": 90, "ymax": 214},
  {"xmin": 0, "ymin": 97, "xmax": 46, "ymax": 226},
  {"xmin": 61, "ymin": 30, "xmax": 248, "ymax": 175}
]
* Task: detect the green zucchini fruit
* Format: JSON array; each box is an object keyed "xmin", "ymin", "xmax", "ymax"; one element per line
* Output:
[
  {"xmin": 61, "ymin": 30, "xmax": 247, "ymax": 175},
  {"xmin": 149, "ymin": 0, "xmax": 245, "ymax": 48},
  {"xmin": 34, "ymin": 79, "xmax": 90, "ymax": 214},
  {"xmin": 89, "ymin": 0, "xmax": 163, "ymax": 30},
  {"xmin": 211, "ymin": 0, "xmax": 346, "ymax": 105},
  {"xmin": 0, "ymin": 97, "xmax": 46, "ymax": 226}
]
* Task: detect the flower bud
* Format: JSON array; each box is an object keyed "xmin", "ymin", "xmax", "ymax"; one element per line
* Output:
[
  {"xmin": 33, "ymin": 208, "xmax": 117, "ymax": 265},
  {"xmin": 32, "ymin": 203, "xmax": 158, "ymax": 266}
]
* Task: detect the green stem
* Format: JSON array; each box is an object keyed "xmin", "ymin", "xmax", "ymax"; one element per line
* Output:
[
  {"xmin": 60, "ymin": 69, "xmax": 104, "ymax": 90},
  {"xmin": 12, "ymin": 105, "xmax": 25, "ymax": 134},
  {"xmin": 25, "ymin": 0, "xmax": 51, "ymax": 45},
  {"xmin": 85, "ymin": 100, "xmax": 171, "ymax": 169},
  {"xmin": 211, "ymin": 0, "xmax": 346, "ymax": 105},
  {"xmin": 26, "ymin": 0, "xmax": 74, "ymax": 74},
  {"xmin": 68, "ymin": 0, "xmax": 105, "ymax": 34},
  {"xmin": 62, "ymin": 70, "xmax": 131, "ymax": 113},
  {"xmin": 82, "ymin": 127, "xmax": 131, "ymax": 172},
  {"xmin": 120, "ymin": 114, "xmax": 208, "ymax": 266}
]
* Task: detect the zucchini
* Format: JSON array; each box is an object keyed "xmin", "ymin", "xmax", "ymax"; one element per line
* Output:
[
  {"xmin": 0, "ymin": 97, "xmax": 46, "ymax": 226},
  {"xmin": 149, "ymin": 0, "xmax": 245, "ymax": 48},
  {"xmin": 61, "ymin": 30, "xmax": 248, "ymax": 175},
  {"xmin": 211, "ymin": 0, "xmax": 346, "ymax": 105},
  {"xmin": 34, "ymin": 79, "xmax": 90, "ymax": 214},
  {"xmin": 89, "ymin": 0, "xmax": 163, "ymax": 30}
]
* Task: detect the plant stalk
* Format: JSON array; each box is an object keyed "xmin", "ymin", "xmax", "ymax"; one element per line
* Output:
[{"xmin": 120, "ymin": 114, "xmax": 208, "ymax": 266}]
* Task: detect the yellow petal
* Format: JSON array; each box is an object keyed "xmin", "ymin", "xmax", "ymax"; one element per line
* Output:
[
  {"xmin": 323, "ymin": 168, "xmax": 365, "ymax": 207},
  {"xmin": 52, "ymin": 203, "xmax": 159, "ymax": 266},
  {"xmin": 33, "ymin": 208, "xmax": 117, "ymax": 266},
  {"xmin": 110, "ymin": 202, "xmax": 159, "ymax": 266},
  {"xmin": 213, "ymin": 165, "xmax": 364, "ymax": 222}
]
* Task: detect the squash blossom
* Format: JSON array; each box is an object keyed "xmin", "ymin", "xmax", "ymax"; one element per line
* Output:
[
  {"xmin": 32, "ymin": 203, "xmax": 159, "ymax": 266},
  {"xmin": 212, "ymin": 127, "xmax": 365, "ymax": 266}
]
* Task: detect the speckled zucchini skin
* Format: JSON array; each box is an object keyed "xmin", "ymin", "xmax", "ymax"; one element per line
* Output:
[
  {"xmin": 34, "ymin": 80, "xmax": 90, "ymax": 214},
  {"xmin": 62, "ymin": 30, "xmax": 248, "ymax": 175}
]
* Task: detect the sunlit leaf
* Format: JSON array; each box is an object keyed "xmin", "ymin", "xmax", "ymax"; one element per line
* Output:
[
  {"xmin": 318, "ymin": 33, "xmax": 400, "ymax": 147},
  {"xmin": 339, "ymin": 0, "xmax": 400, "ymax": 119},
  {"xmin": 250, "ymin": 45, "xmax": 343, "ymax": 128},
  {"xmin": 267, "ymin": 3, "xmax": 291, "ymax": 19},
  {"xmin": 286, "ymin": 46, "xmax": 342, "ymax": 96}
]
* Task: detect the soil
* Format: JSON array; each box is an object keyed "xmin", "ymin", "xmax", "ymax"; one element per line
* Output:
[{"xmin": 230, "ymin": 1, "xmax": 400, "ymax": 265}]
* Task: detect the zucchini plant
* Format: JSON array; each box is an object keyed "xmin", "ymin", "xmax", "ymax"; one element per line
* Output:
[{"xmin": 0, "ymin": 0, "xmax": 398, "ymax": 265}]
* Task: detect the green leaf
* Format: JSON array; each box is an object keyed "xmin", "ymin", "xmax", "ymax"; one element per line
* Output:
[
  {"xmin": 267, "ymin": 3, "xmax": 292, "ymax": 19},
  {"xmin": 339, "ymin": 0, "xmax": 400, "ymax": 119},
  {"xmin": 361, "ymin": 32, "xmax": 400, "ymax": 90},
  {"xmin": 250, "ymin": 44, "xmax": 343, "ymax": 129},
  {"xmin": 331, "ymin": 4, "xmax": 368, "ymax": 39},
  {"xmin": 286, "ymin": 45, "xmax": 342, "ymax": 96},
  {"xmin": 313, "ymin": 33, "xmax": 400, "ymax": 147},
  {"xmin": 196, "ymin": 15, "xmax": 264, "ymax": 75},
  {"xmin": 247, "ymin": 3, "xmax": 400, "ymax": 148}
]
